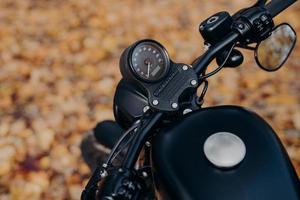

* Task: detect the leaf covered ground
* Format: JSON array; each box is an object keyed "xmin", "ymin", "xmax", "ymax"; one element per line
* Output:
[{"xmin": 0, "ymin": 0, "xmax": 299, "ymax": 199}]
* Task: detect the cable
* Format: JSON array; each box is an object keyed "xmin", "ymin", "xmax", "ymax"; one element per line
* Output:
[
  {"xmin": 104, "ymin": 120, "xmax": 141, "ymax": 167},
  {"xmin": 110, "ymin": 130, "xmax": 136, "ymax": 163},
  {"xmin": 199, "ymin": 43, "xmax": 235, "ymax": 80}
]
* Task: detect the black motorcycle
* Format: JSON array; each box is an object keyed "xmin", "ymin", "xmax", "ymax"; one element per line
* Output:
[{"xmin": 81, "ymin": 0, "xmax": 300, "ymax": 199}]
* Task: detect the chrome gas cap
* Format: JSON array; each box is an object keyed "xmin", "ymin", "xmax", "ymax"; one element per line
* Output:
[{"xmin": 203, "ymin": 132, "xmax": 246, "ymax": 168}]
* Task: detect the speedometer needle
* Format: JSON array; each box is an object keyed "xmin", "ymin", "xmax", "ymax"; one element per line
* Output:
[{"xmin": 147, "ymin": 62, "xmax": 151, "ymax": 78}]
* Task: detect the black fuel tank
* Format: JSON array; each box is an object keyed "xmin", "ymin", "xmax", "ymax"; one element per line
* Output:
[{"xmin": 151, "ymin": 106, "xmax": 300, "ymax": 200}]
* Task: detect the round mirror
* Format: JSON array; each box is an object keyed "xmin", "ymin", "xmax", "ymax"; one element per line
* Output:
[{"xmin": 255, "ymin": 23, "xmax": 297, "ymax": 72}]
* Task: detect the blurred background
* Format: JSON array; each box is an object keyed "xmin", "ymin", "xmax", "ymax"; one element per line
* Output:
[{"xmin": 0, "ymin": 0, "xmax": 299, "ymax": 199}]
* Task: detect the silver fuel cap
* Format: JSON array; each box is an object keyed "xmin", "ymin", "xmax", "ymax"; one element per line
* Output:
[{"xmin": 203, "ymin": 132, "xmax": 246, "ymax": 168}]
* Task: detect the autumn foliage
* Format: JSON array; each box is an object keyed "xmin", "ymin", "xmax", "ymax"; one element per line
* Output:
[{"xmin": 0, "ymin": 0, "xmax": 299, "ymax": 199}]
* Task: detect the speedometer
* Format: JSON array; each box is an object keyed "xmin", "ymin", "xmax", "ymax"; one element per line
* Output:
[{"xmin": 129, "ymin": 40, "xmax": 170, "ymax": 82}]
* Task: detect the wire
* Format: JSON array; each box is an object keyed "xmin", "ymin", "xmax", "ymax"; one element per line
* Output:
[
  {"xmin": 197, "ymin": 80, "xmax": 209, "ymax": 106},
  {"xmin": 104, "ymin": 120, "xmax": 141, "ymax": 167},
  {"xmin": 82, "ymin": 120, "xmax": 143, "ymax": 199},
  {"xmin": 200, "ymin": 43, "xmax": 236, "ymax": 80},
  {"xmin": 110, "ymin": 130, "xmax": 136, "ymax": 163}
]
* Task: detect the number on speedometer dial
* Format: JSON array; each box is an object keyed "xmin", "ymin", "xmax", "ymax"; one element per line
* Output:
[{"xmin": 130, "ymin": 40, "xmax": 170, "ymax": 82}]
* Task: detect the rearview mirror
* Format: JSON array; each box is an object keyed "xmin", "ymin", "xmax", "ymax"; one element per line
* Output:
[{"xmin": 255, "ymin": 23, "xmax": 297, "ymax": 72}]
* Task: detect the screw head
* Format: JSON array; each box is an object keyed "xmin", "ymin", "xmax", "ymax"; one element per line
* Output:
[
  {"xmin": 183, "ymin": 108, "xmax": 193, "ymax": 115},
  {"xmin": 145, "ymin": 141, "xmax": 151, "ymax": 147},
  {"xmin": 191, "ymin": 79, "xmax": 197, "ymax": 86},
  {"xmin": 134, "ymin": 119, "xmax": 141, "ymax": 124},
  {"xmin": 182, "ymin": 65, "xmax": 188, "ymax": 71},
  {"xmin": 171, "ymin": 103, "xmax": 178, "ymax": 109},
  {"xmin": 100, "ymin": 170, "xmax": 108, "ymax": 178},
  {"xmin": 102, "ymin": 163, "xmax": 108, "ymax": 168},
  {"xmin": 142, "ymin": 171, "xmax": 148, "ymax": 177},
  {"xmin": 143, "ymin": 106, "xmax": 150, "ymax": 113},
  {"xmin": 238, "ymin": 23, "xmax": 245, "ymax": 30},
  {"xmin": 152, "ymin": 100, "xmax": 159, "ymax": 106},
  {"xmin": 207, "ymin": 16, "xmax": 219, "ymax": 24}
]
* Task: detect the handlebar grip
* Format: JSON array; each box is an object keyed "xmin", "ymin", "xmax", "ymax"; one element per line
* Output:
[{"xmin": 266, "ymin": 0, "xmax": 297, "ymax": 18}]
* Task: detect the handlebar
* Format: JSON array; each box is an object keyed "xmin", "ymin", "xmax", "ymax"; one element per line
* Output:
[
  {"xmin": 266, "ymin": 0, "xmax": 297, "ymax": 18},
  {"xmin": 122, "ymin": 112, "xmax": 164, "ymax": 169},
  {"xmin": 192, "ymin": 32, "xmax": 240, "ymax": 75},
  {"xmin": 193, "ymin": 0, "xmax": 298, "ymax": 77}
]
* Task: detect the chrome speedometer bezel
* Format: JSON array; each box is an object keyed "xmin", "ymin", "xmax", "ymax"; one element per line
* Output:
[{"xmin": 128, "ymin": 39, "xmax": 171, "ymax": 83}]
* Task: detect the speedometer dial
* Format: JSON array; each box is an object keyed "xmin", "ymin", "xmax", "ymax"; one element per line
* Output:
[{"xmin": 130, "ymin": 40, "xmax": 170, "ymax": 82}]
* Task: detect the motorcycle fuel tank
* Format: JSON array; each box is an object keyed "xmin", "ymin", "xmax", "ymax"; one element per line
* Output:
[{"xmin": 151, "ymin": 106, "xmax": 300, "ymax": 200}]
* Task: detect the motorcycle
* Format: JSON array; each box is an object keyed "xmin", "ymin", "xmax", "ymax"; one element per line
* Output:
[{"xmin": 81, "ymin": 0, "xmax": 300, "ymax": 199}]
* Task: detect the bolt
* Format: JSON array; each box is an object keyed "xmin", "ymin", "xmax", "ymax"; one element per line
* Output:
[
  {"xmin": 238, "ymin": 23, "xmax": 245, "ymax": 30},
  {"xmin": 191, "ymin": 79, "xmax": 197, "ymax": 86},
  {"xmin": 183, "ymin": 109, "xmax": 193, "ymax": 115},
  {"xmin": 111, "ymin": 193, "xmax": 117, "ymax": 197},
  {"xmin": 204, "ymin": 44, "xmax": 211, "ymax": 51},
  {"xmin": 145, "ymin": 141, "xmax": 151, "ymax": 147},
  {"xmin": 100, "ymin": 170, "xmax": 108, "ymax": 178},
  {"xmin": 182, "ymin": 65, "xmax": 188, "ymax": 71},
  {"xmin": 152, "ymin": 99, "xmax": 159, "ymax": 106},
  {"xmin": 102, "ymin": 163, "xmax": 108, "ymax": 168},
  {"xmin": 143, "ymin": 105, "xmax": 150, "ymax": 113},
  {"xmin": 171, "ymin": 103, "xmax": 178, "ymax": 109},
  {"xmin": 142, "ymin": 171, "xmax": 148, "ymax": 177}
]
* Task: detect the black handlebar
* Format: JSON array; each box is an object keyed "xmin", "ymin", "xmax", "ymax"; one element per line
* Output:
[
  {"xmin": 193, "ymin": 0, "xmax": 298, "ymax": 76},
  {"xmin": 192, "ymin": 32, "xmax": 240, "ymax": 75},
  {"xmin": 266, "ymin": 0, "xmax": 297, "ymax": 18}
]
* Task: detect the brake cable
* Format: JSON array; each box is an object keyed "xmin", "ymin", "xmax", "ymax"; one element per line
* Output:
[
  {"xmin": 109, "ymin": 129, "xmax": 138, "ymax": 163},
  {"xmin": 199, "ymin": 43, "xmax": 236, "ymax": 80},
  {"xmin": 81, "ymin": 120, "xmax": 143, "ymax": 200},
  {"xmin": 104, "ymin": 120, "xmax": 142, "ymax": 167}
]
